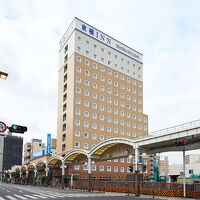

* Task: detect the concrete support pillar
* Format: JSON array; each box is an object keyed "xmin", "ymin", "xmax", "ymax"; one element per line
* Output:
[
  {"xmin": 26, "ymin": 171, "xmax": 29, "ymax": 185},
  {"xmin": 183, "ymin": 148, "xmax": 186, "ymax": 198},
  {"xmin": 87, "ymin": 156, "xmax": 92, "ymax": 192},
  {"xmin": 19, "ymin": 171, "xmax": 22, "ymax": 184},
  {"xmin": 34, "ymin": 170, "xmax": 37, "ymax": 186},
  {"xmin": 134, "ymin": 143, "xmax": 140, "ymax": 197},
  {"xmin": 71, "ymin": 174, "xmax": 73, "ymax": 188},
  {"xmin": 61, "ymin": 163, "xmax": 66, "ymax": 189},
  {"xmin": 45, "ymin": 167, "xmax": 49, "ymax": 187}
]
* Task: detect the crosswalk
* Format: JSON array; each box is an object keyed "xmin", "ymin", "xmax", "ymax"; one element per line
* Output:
[{"xmin": 0, "ymin": 191, "xmax": 105, "ymax": 200}]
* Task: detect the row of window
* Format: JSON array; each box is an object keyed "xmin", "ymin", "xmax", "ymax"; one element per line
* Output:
[
  {"xmin": 75, "ymin": 64, "xmax": 142, "ymax": 88},
  {"xmin": 74, "ymin": 110, "xmax": 147, "ymax": 122},
  {"xmin": 74, "ymin": 164, "xmax": 147, "ymax": 173},
  {"xmin": 76, "ymin": 36, "xmax": 141, "ymax": 71},
  {"xmin": 75, "ymin": 98, "xmax": 143, "ymax": 113}
]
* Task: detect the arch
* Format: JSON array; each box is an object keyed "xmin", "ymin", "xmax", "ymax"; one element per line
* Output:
[
  {"xmin": 63, "ymin": 149, "xmax": 89, "ymax": 162},
  {"xmin": 27, "ymin": 163, "xmax": 36, "ymax": 171},
  {"xmin": 20, "ymin": 165, "xmax": 27, "ymax": 172},
  {"xmin": 46, "ymin": 155, "xmax": 63, "ymax": 166},
  {"xmin": 35, "ymin": 160, "xmax": 46, "ymax": 168},
  {"xmin": 89, "ymin": 138, "xmax": 135, "ymax": 157}
]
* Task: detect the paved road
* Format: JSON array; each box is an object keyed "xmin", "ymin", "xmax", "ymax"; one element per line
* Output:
[{"xmin": 0, "ymin": 183, "xmax": 165, "ymax": 200}]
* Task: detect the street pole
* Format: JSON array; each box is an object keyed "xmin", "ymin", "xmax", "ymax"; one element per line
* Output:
[
  {"xmin": 87, "ymin": 156, "xmax": 92, "ymax": 192},
  {"xmin": 183, "ymin": 148, "xmax": 186, "ymax": 198},
  {"xmin": 135, "ymin": 144, "xmax": 140, "ymax": 197}
]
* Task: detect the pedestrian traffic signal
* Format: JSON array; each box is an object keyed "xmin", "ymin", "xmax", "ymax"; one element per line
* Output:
[
  {"xmin": 129, "ymin": 165, "xmax": 133, "ymax": 172},
  {"xmin": 8, "ymin": 124, "xmax": 27, "ymax": 134}
]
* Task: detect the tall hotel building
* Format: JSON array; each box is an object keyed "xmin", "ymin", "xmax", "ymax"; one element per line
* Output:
[{"xmin": 57, "ymin": 18, "xmax": 148, "ymax": 154}]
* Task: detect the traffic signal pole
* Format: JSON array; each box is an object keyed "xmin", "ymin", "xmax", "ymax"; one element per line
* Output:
[{"xmin": 183, "ymin": 148, "xmax": 186, "ymax": 198}]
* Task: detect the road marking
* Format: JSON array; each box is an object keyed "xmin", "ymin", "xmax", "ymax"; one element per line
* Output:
[
  {"xmin": 0, "ymin": 196, "xmax": 6, "ymax": 200},
  {"xmin": 23, "ymin": 195, "xmax": 38, "ymax": 199},
  {"xmin": 14, "ymin": 195, "xmax": 28, "ymax": 200},
  {"xmin": 6, "ymin": 190, "xmax": 10, "ymax": 192},
  {"xmin": 32, "ymin": 195, "xmax": 48, "ymax": 199},
  {"xmin": 37, "ymin": 194, "xmax": 56, "ymax": 198},
  {"xmin": 5, "ymin": 196, "xmax": 17, "ymax": 200}
]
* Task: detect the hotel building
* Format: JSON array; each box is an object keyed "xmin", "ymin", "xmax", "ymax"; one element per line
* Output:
[{"xmin": 57, "ymin": 17, "xmax": 148, "ymax": 154}]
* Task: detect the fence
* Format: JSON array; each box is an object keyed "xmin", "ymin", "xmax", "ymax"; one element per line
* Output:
[{"xmin": 71, "ymin": 180, "xmax": 200, "ymax": 198}]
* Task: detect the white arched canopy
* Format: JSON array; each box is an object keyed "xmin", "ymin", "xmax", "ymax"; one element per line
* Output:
[{"xmin": 63, "ymin": 149, "xmax": 89, "ymax": 163}]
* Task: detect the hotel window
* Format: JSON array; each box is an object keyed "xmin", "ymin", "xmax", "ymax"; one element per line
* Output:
[
  {"xmin": 75, "ymin": 130, "xmax": 80, "ymax": 137},
  {"xmin": 127, "ymin": 158, "xmax": 131, "ymax": 163},
  {"xmin": 76, "ymin": 66, "xmax": 81, "ymax": 73},
  {"xmin": 84, "ymin": 90, "xmax": 89, "ymax": 96},
  {"xmin": 107, "ymin": 69, "xmax": 112, "ymax": 75},
  {"xmin": 114, "ymin": 81, "xmax": 118, "ymax": 87},
  {"xmin": 127, "ymin": 167, "xmax": 130, "ymax": 172},
  {"xmin": 114, "ymin": 128, "xmax": 118, "ymax": 134},
  {"xmin": 84, "ymin": 132, "xmax": 89, "ymax": 138},
  {"xmin": 77, "ymin": 46, "xmax": 81, "ymax": 52},
  {"xmin": 127, "ymin": 113, "xmax": 131, "ymax": 118},
  {"xmin": 100, "ymin": 135, "xmax": 104, "ymax": 140},
  {"xmin": 107, "ymin": 166, "xmax": 111, "ymax": 171},
  {"xmin": 107, "ymin": 107, "xmax": 112, "ymax": 113},
  {"xmin": 76, "ymin": 56, "xmax": 81, "ymax": 62},
  {"xmin": 74, "ymin": 165, "xmax": 80, "ymax": 170},
  {"xmin": 121, "ymin": 58, "xmax": 124, "ymax": 62},
  {"xmin": 93, "ymin": 73, "xmax": 97, "ymax": 79},
  {"xmin": 107, "ymin": 88, "xmax": 112, "ymax": 94},
  {"xmin": 138, "ymin": 82, "xmax": 142, "ymax": 88},
  {"xmin": 93, "ymin": 54, "xmax": 97, "ymax": 59},
  {"xmin": 84, "ymin": 143, "xmax": 88, "ymax": 149},
  {"xmin": 94, "ymin": 44, "xmax": 97, "ymax": 49},
  {"xmin": 120, "ymin": 158, "xmax": 124, "ymax": 163},
  {"xmin": 127, "ymin": 104, "xmax": 130, "ymax": 109},
  {"xmin": 127, "ymin": 61, "xmax": 130, "ymax": 65},
  {"xmin": 101, "ymin": 48, "xmax": 104, "ymax": 52},
  {"xmin": 138, "ymin": 91, "xmax": 142, "ymax": 96},
  {"xmin": 84, "ymin": 100, "xmax": 89, "ymax": 107},
  {"xmin": 92, "ymin": 113, "xmax": 97, "ymax": 119},
  {"xmin": 120, "ymin": 167, "xmax": 125, "ymax": 172},
  {"xmin": 132, "ymin": 80, "xmax": 136, "ymax": 85},
  {"xmin": 74, "ymin": 141, "xmax": 80, "ymax": 147},
  {"xmin": 86, "ymin": 40, "xmax": 90, "ymax": 45},
  {"xmin": 92, "ymin": 103, "xmax": 97, "ymax": 109},
  {"xmin": 138, "ymin": 99, "xmax": 142, "ymax": 104},
  {"xmin": 127, "ymin": 78, "xmax": 130, "ymax": 83},
  {"xmin": 85, "ymin": 70, "xmax": 90, "ymax": 76},
  {"xmin": 93, "ymin": 83, "xmax": 97, "ymax": 89},
  {"xmin": 64, "ymin": 64, "xmax": 68, "ymax": 72},
  {"xmin": 100, "ymin": 125, "xmax": 104, "ymax": 131},
  {"xmin": 132, "ymin": 97, "xmax": 136, "ymax": 102},
  {"xmin": 84, "ymin": 111, "xmax": 89, "ymax": 117},
  {"xmin": 133, "ymin": 72, "xmax": 136, "ymax": 77},
  {"xmin": 75, "ymin": 98, "xmax": 81, "ymax": 104},
  {"xmin": 132, "ymin": 106, "xmax": 136, "ymax": 111},
  {"xmin": 101, "ymin": 58, "xmax": 104, "ymax": 62},
  {"xmin": 76, "ymin": 77, "xmax": 81, "ymax": 83},
  {"xmin": 127, "ymin": 95, "xmax": 131, "ymax": 100},
  {"xmin": 133, "ymin": 123, "xmax": 136, "ymax": 128},
  {"xmin": 127, "ymin": 122, "xmax": 131, "ymax": 127},
  {"xmin": 83, "ymin": 164, "xmax": 88, "ymax": 170},
  {"xmin": 64, "ymin": 54, "xmax": 68, "ymax": 62},
  {"xmin": 108, "ymin": 51, "xmax": 111, "ymax": 56},
  {"xmin": 107, "ymin": 136, "xmax": 111, "ymax": 139},
  {"xmin": 75, "ymin": 87, "xmax": 81, "ymax": 94},
  {"xmin": 114, "ymin": 159, "xmax": 118, "ymax": 162},
  {"xmin": 114, "ymin": 90, "xmax": 118, "ymax": 96},
  {"xmin": 75, "ymin": 120, "xmax": 80, "ymax": 126},
  {"xmin": 108, "ymin": 61, "xmax": 111, "ymax": 65},
  {"xmin": 114, "ymin": 99, "xmax": 118, "ymax": 105},
  {"xmin": 120, "ymin": 129, "xmax": 125, "ymax": 134},
  {"xmin": 120, "ymin": 102, "xmax": 124, "ymax": 107},
  {"xmin": 83, "ymin": 122, "xmax": 89, "ymax": 128},
  {"xmin": 92, "ymin": 93, "xmax": 97, "ymax": 99},
  {"xmin": 85, "ymin": 59, "xmax": 90, "ymax": 65},
  {"xmin": 100, "ymin": 95, "xmax": 105, "ymax": 101},
  {"xmin": 100, "ymin": 165, "xmax": 104, "ymax": 171},
  {"xmin": 114, "ymin": 118, "xmax": 118, "ymax": 124},
  {"xmin": 115, "ymin": 55, "xmax": 117, "ymax": 59},
  {"xmin": 107, "ymin": 98, "xmax": 112, "ymax": 103},
  {"xmin": 92, "ymin": 144, "xmax": 96, "ymax": 149},
  {"xmin": 107, "ymin": 79, "xmax": 112, "ymax": 84},
  {"xmin": 92, "ymin": 165, "xmax": 96, "ymax": 171},
  {"xmin": 100, "ymin": 76, "xmax": 105, "ymax": 82},
  {"xmin": 114, "ymin": 72, "xmax": 118, "ymax": 78},
  {"xmin": 100, "ymin": 85, "xmax": 105, "ymax": 91},
  {"xmin": 133, "ymin": 132, "xmax": 137, "ymax": 137},
  {"xmin": 100, "ymin": 67, "xmax": 105, "ymax": 72},
  {"xmin": 107, "ymin": 117, "xmax": 111, "ymax": 123},
  {"xmin": 138, "ymin": 116, "xmax": 142, "ymax": 121},
  {"xmin": 144, "ymin": 126, "xmax": 147, "ymax": 131},
  {"xmin": 120, "ymin": 111, "xmax": 124, "ymax": 116},
  {"xmin": 138, "ymin": 66, "xmax": 141, "ymax": 70},
  {"xmin": 85, "ymin": 50, "xmax": 89, "ymax": 56},
  {"xmin": 93, "ymin": 63, "xmax": 98, "ymax": 69},
  {"xmin": 138, "ymin": 107, "xmax": 142, "ymax": 113},
  {"xmin": 120, "ymin": 75, "xmax": 124, "ymax": 80},
  {"xmin": 100, "ymin": 115, "xmax": 104, "ymax": 121},
  {"xmin": 77, "ymin": 36, "xmax": 81, "ymax": 41},
  {"xmin": 75, "ymin": 109, "xmax": 80, "ymax": 115},
  {"xmin": 100, "ymin": 105, "xmax": 104, "ymax": 111},
  {"xmin": 92, "ymin": 123, "xmax": 97, "ymax": 129},
  {"xmin": 127, "ymin": 86, "xmax": 130, "ymax": 92},
  {"xmin": 120, "ymin": 84, "xmax": 125, "ymax": 89},
  {"xmin": 114, "ymin": 109, "xmax": 118, "ymax": 115},
  {"xmin": 120, "ymin": 93, "xmax": 124, "ymax": 98},
  {"xmin": 114, "ymin": 166, "xmax": 118, "ymax": 172},
  {"xmin": 144, "ymin": 117, "xmax": 148, "ymax": 122},
  {"xmin": 120, "ymin": 120, "xmax": 124, "ymax": 126},
  {"xmin": 92, "ymin": 133, "xmax": 97, "ymax": 139}
]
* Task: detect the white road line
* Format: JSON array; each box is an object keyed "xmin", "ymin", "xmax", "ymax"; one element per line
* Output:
[
  {"xmin": 6, "ymin": 190, "xmax": 10, "ymax": 192},
  {"xmin": 32, "ymin": 195, "xmax": 48, "ymax": 199},
  {"xmin": 36, "ymin": 194, "xmax": 56, "ymax": 198},
  {"xmin": 23, "ymin": 195, "xmax": 38, "ymax": 199},
  {"xmin": 5, "ymin": 196, "xmax": 17, "ymax": 200},
  {"xmin": 0, "ymin": 196, "xmax": 6, "ymax": 200},
  {"xmin": 14, "ymin": 195, "xmax": 28, "ymax": 200}
]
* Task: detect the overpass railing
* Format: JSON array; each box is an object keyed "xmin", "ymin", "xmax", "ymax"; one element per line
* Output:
[{"xmin": 142, "ymin": 119, "xmax": 200, "ymax": 139}]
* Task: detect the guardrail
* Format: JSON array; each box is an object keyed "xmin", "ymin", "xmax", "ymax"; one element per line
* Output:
[{"xmin": 142, "ymin": 119, "xmax": 200, "ymax": 139}]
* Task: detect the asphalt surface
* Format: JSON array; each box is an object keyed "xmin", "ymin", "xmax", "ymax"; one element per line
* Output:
[{"xmin": 0, "ymin": 183, "xmax": 169, "ymax": 200}]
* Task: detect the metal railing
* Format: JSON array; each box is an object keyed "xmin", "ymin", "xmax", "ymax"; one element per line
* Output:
[{"xmin": 141, "ymin": 119, "xmax": 200, "ymax": 140}]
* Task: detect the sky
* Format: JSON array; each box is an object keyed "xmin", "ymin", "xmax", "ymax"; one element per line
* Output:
[{"xmin": 0, "ymin": 0, "xmax": 200, "ymax": 165}]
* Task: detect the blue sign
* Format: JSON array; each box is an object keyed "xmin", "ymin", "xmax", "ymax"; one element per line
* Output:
[
  {"xmin": 33, "ymin": 149, "xmax": 45, "ymax": 159},
  {"xmin": 46, "ymin": 133, "xmax": 51, "ymax": 154}
]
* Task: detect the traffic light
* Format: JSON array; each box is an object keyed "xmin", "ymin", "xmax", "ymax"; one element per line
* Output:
[
  {"xmin": 175, "ymin": 140, "xmax": 188, "ymax": 146},
  {"xmin": 143, "ymin": 165, "xmax": 147, "ymax": 172},
  {"xmin": 129, "ymin": 165, "xmax": 133, "ymax": 172},
  {"xmin": 8, "ymin": 124, "xmax": 28, "ymax": 134}
]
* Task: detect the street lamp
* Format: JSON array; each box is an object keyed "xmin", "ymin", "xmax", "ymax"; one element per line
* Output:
[{"xmin": 0, "ymin": 71, "xmax": 8, "ymax": 80}]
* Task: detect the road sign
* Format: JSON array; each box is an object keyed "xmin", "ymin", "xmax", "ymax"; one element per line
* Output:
[{"xmin": 0, "ymin": 121, "xmax": 7, "ymax": 133}]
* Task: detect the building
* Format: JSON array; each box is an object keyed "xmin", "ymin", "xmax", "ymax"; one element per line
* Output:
[
  {"xmin": 0, "ymin": 135, "xmax": 23, "ymax": 172},
  {"xmin": 159, "ymin": 156, "xmax": 169, "ymax": 176},
  {"xmin": 57, "ymin": 17, "xmax": 148, "ymax": 153},
  {"xmin": 23, "ymin": 139, "xmax": 45, "ymax": 165},
  {"xmin": 185, "ymin": 154, "xmax": 200, "ymax": 164}
]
